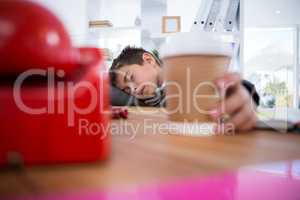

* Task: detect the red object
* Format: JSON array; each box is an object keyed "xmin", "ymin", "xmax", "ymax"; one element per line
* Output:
[
  {"xmin": 0, "ymin": 0, "xmax": 80, "ymax": 74},
  {"xmin": 112, "ymin": 107, "xmax": 128, "ymax": 119},
  {"xmin": 0, "ymin": 1, "xmax": 111, "ymax": 166}
]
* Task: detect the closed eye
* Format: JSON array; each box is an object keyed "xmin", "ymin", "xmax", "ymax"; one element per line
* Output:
[
  {"xmin": 130, "ymin": 73, "xmax": 134, "ymax": 82},
  {"xmin": 125, "ymin": 71, "xmax": 134, "ymax": 83}
]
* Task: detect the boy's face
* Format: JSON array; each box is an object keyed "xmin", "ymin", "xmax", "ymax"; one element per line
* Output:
[{"xmin": 114, "ymin": 53, "xmax": 162, "ymax": 99}]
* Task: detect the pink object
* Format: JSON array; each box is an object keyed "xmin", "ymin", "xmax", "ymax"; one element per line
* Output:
[
  {"xmin": 111, "ymin": 107, "xmax": 128, "ymax": 119},
  {"xmin": 3, "ymin": 160, "xmax": 300, "ymax": 200}
]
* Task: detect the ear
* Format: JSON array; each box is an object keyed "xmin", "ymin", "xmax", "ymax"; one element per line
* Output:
[{"xmin": 142, "ymin": 52, "xmax": 156, "ymax": 66}]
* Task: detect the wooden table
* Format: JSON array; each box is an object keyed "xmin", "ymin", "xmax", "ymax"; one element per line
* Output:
[{"xmin": 1, "ymin": 107, "xmax": 300, "ymax": 197}]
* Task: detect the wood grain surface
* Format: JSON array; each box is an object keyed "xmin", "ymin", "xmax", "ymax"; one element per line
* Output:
[{"xmin": 1, "ymin": 107, "xmax": 300, "ymax": 197}]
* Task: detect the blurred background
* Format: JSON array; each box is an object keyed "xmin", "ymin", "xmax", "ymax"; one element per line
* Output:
[{"xmin": 34, "ymin": 0, "xmax": 300, "ymax": 111}]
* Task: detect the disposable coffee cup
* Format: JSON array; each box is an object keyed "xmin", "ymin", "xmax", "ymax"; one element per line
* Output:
[{"xmin": 160, "ymin": 32, "xmax": 233, "ymax": 135}]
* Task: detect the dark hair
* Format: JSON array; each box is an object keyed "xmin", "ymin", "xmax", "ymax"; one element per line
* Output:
[{"xmin": 109, "ymin": 46, "xmax": 161, "ymax": 86}]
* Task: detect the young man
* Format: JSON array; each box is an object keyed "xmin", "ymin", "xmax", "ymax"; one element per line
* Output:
[{"xmin": 109, "ymin": 46, "xmax": 259, "ymax": 132}]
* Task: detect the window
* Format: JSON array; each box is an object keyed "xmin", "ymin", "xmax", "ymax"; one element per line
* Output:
[{"xmin": 243, "ymin": 27, "xmax": 298, "ymax": 109}]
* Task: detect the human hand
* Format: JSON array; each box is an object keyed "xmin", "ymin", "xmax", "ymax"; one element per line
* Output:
[{"xmin": 209, "ymin": 73, "xmax": 258, "ymax": 134}]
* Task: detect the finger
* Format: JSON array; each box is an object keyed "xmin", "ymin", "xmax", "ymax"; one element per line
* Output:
[
  {"xmin": 223, "ymin": 85, "xmax": 258, "ymax": 115},
  {"xmin": 214, "ymin": 123, "xmax": 236, "ymax": 136},
  {"xmin": 214, "ymin": 108, "xmax": 257, "ymax": 135},
  {"xmin": 227, "ymin": 104, "xmax": 254, "ymax": 129},
  {"xmin": 215, "ymin": 116, "xmax": 256, "ymax": 135},
  {"xmin": 209, "ymin": 85, "xmax": 249, "ymax": 120},
  {"xmin": 215, "ymin": 73, "xmax": 241, "ymax": 91},
  {"xmin": 238, "ymin": 115, "xmax": 257, "ymax": 131},
  {"xmin": 215, "ymin": 73, "xmax": 241, "ymax": 85},
  {"xmin": 217, "ymin": 76, "xmax": 241, "ymax": 101},
  {"xmin": 222, "ymin": 85, "xmax": 251, "ymax": 115}
]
